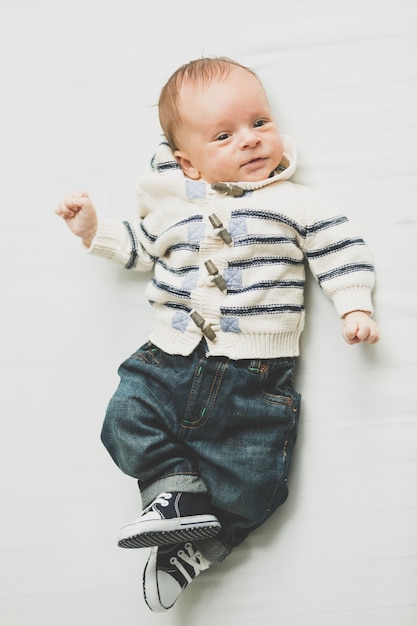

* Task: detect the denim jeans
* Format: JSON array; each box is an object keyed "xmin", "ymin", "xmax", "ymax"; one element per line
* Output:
[{"xmin": 101, "ymin": 340, "xmax": 301, "ymax": 561}]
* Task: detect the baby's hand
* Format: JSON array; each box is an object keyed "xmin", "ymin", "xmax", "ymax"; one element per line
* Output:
[
  {"xmin": 342, "ymin": 311, "xmax": 380, "ymax": 345},
  {"xmin": 56, "ymin": 191, "xmax": 98, "ymax": 247}
]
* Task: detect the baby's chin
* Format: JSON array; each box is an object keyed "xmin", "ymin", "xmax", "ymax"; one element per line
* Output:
[{"xmin": 236, "ymin": 170, "xmax": 274, "ymax": 183}]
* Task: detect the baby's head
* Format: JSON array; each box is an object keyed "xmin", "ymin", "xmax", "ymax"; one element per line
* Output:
[{"xmin": 158, "ymin": 57, "xmax": 284, "ymax": 183}]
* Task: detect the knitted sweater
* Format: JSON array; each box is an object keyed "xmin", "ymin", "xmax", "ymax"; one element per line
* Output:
[{"xmin": 89, "ymin": 136, "xmax": 375, "ymax": 359}]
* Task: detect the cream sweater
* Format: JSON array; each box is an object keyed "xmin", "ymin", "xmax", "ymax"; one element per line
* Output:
[{"xmin": 89, "ymin": 136, "xmax": 375, "ymax": 359}]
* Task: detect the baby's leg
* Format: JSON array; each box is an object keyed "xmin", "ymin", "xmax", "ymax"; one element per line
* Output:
[
  {"xmin": 182, "ymin": 356, "xmax": 301, "ymax": 555},
  {"xmin": 101, "ymin": 341, "xmax": 203, "ymax": 485},
  {"xmin": 101, "ymin": 341, "xmax": 220, "ymax": 546}
]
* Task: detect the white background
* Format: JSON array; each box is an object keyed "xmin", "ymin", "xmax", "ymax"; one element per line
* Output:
[{"xmin": 0, "ymin": 1, "xmax": 416, "ymax": 624}]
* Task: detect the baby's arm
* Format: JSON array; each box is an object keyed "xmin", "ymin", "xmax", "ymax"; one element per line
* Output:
[
  {"xmin": 342, "ymin": 311, "xmax": 380, "ymax": 345},
  {"xmin": 56, "ymin": 191, "xmax": 98, "ymax": 248}
]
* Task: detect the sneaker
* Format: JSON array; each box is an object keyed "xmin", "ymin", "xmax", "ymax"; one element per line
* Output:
[
  {"xmin": 143, "ymin": 541, "xmax": 211, "ymax": 612},
  {"xmin": 117, "ymin": 492, "xmax": 221, "ymax": 548}
]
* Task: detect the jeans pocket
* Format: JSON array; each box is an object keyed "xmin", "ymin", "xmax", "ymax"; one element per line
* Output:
[
  {"xmin": 256, "ymin": 358, "xmax": 300, "ymax": 410},
  {"xmin": 132, "ymin": 341, "xmax": 165, "ymax": 367},
  {"xmin": 258, "ymin": 390, "xmax": 295, "ymax": 410}
]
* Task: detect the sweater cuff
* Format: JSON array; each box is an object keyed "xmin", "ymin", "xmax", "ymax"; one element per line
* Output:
[
  {"xmin": 87, "ymin": 219, "xmax": 130, "ymax": 266},
  {"xmin": 331, "ymin": 286, "xmax": 374, "ymax": 318}
]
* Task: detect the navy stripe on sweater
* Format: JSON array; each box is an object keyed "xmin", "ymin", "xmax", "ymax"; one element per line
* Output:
[
  {"xmin": 231, "ymin": 208, "xmax": 306, "ymax": 237},
  {"xmin": 151, "ymin": 280, "xmax": 190, "ymax": 299},
  {"xmin": 156, "ymin": 259, "xmax": 199, "ymax": 276},
  {"xmin": 162, "ymin": 302, "xmax": 191, "ymax": 312},
  {"xmin": 317, "ymin": 263, "xmax": 375, "ymax": 283},
  {"xmin": 234, "ymin": 235, "xmax": 298, "ymax": 246},
  {"xmin": 150, "ymin": 150, "xmax": 181, "ymax": 173},
  {"xmin": 227, "ymin": 279, "xmax": 304, "ymax": 294},
  {"xmin": 229, "ymin": 256, "xmax": 304, "ymax": 270},
  {"xmin": 306, "ymin": 238, "xmax": 365, "ymax": 259},
  {"xmin": 167, "ymin": 242, "xmax": 200, "ymax": 253},
  {"xmin": 140, "ymin": 221, "xmax": 157, "ymax": 244},
  {"xmin": 221, "ymin": 304, "xmax": 304, "ymax": 316},
  {"xmin": 165, "ymin": 215, "xmax": 204, "ymax": 229},
  {"xmin": 306, "ymin": 215, "xmax": 348, "ymax": 235},
  {"xmin": 123, "ymin": 221, "xmax": 139, "ymax": 269}
]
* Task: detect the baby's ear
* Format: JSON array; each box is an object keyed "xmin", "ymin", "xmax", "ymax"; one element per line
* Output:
[{"xmin": 173, "ymin": 150, "xmax": 201, "ymax": 180}]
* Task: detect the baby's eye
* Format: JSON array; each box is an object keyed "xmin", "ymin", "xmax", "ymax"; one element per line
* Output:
[
  {"xmin": 253, "ymin": 119, "xmax": 266, "ymax": 128},
  {"xmin": 216, "ymin": 133, "xmax": 230, "ymax": 141}
]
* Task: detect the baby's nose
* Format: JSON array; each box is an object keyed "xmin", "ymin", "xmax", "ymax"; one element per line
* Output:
[{"xmin": 240, "ymin": 129, "xmax": 260, "ymax": 148}]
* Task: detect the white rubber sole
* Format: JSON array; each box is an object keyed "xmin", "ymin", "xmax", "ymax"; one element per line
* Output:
[
  {"xmin": 143, "ymin": 547, "xmax": 179, "ymax": 612},
  {"xmin": 118, "ymin": 514, "xmax": 221, "ymax": 548}
]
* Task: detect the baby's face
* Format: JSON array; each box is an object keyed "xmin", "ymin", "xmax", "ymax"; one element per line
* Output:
[{"xmin": 174, "ymin": 66, "xmax": 284, "ymax": 183}]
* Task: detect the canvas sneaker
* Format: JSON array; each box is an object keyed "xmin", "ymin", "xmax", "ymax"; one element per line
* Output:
[
  {"xmin": 143, "ymin": 541, "xmax": 211, "ymax": 612},
  {"xmin": 117, "ymin": 491, "xmax": 221, "ymax": 548}
]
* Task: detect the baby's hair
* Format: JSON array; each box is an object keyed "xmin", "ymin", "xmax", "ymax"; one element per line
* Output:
[{"xmin": 158, "ymin": 56, "xmax": 259, "ymax": 151}]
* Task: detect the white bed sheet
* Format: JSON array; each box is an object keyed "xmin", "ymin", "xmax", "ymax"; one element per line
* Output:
[{"xmin": 0, "ymin": 1, "xmax": 416, "ymax": 624}]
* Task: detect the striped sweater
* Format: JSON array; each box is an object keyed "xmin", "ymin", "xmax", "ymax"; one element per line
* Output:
[{"xmin": 88, "ymin": 136, "xmax": 375, "ymax": 359}]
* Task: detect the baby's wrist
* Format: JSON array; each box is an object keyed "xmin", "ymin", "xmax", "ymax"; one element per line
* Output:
[
  {"xmin": 81, "ymin": 230, "xmax": 96, "ymax": 248},
  {"xmin": 343, "ymin": 310, "xmax": 371, "ymax": 318}
]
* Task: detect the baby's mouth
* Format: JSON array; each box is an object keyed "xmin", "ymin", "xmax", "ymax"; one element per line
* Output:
[{"xmin": 242, "ymin": 157, "xmax": 265, "ymax": 167}]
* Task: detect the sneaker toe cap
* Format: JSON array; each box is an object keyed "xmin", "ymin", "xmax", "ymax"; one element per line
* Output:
[{"xmin": 146, "ymin": 571, "xmax": 183, "ymax": 612}]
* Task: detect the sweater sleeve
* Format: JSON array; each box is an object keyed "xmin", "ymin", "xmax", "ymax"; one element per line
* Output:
[
  {"xmin": 87, "ymin": 218, "xmax": 154, "ymax": 272},
  {"xmin": 301, "ymin": 189, "xmax": 376, "ymax": 317}
]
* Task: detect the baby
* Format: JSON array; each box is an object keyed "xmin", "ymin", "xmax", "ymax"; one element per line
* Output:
[{"xmin": 56, "ymin": 57, "xmax": 380, "ymax": 612}]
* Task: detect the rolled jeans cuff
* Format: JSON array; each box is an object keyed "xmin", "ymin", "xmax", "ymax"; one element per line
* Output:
[
  {"xmin": 140, "ymin": 473, "xmax": 209, "ymax": 508},
  {"xmin": 196, "ymin": 537, "xmax": 232, "ymax": 563}
]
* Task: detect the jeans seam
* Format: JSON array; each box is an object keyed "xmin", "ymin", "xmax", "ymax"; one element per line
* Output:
[{"xmin": 182, "ymin": 360, "xmax": 228, "ymax": 429}]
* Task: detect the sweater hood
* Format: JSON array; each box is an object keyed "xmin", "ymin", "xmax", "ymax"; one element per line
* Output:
[{"xmin": 138, "ymin": 134, "xmax": 297, "ymax": 201}]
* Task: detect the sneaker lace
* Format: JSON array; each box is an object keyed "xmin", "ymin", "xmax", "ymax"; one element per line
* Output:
[{"xmin": 170, "ymin": 543, "xmax": 211, "ymax": 583}]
